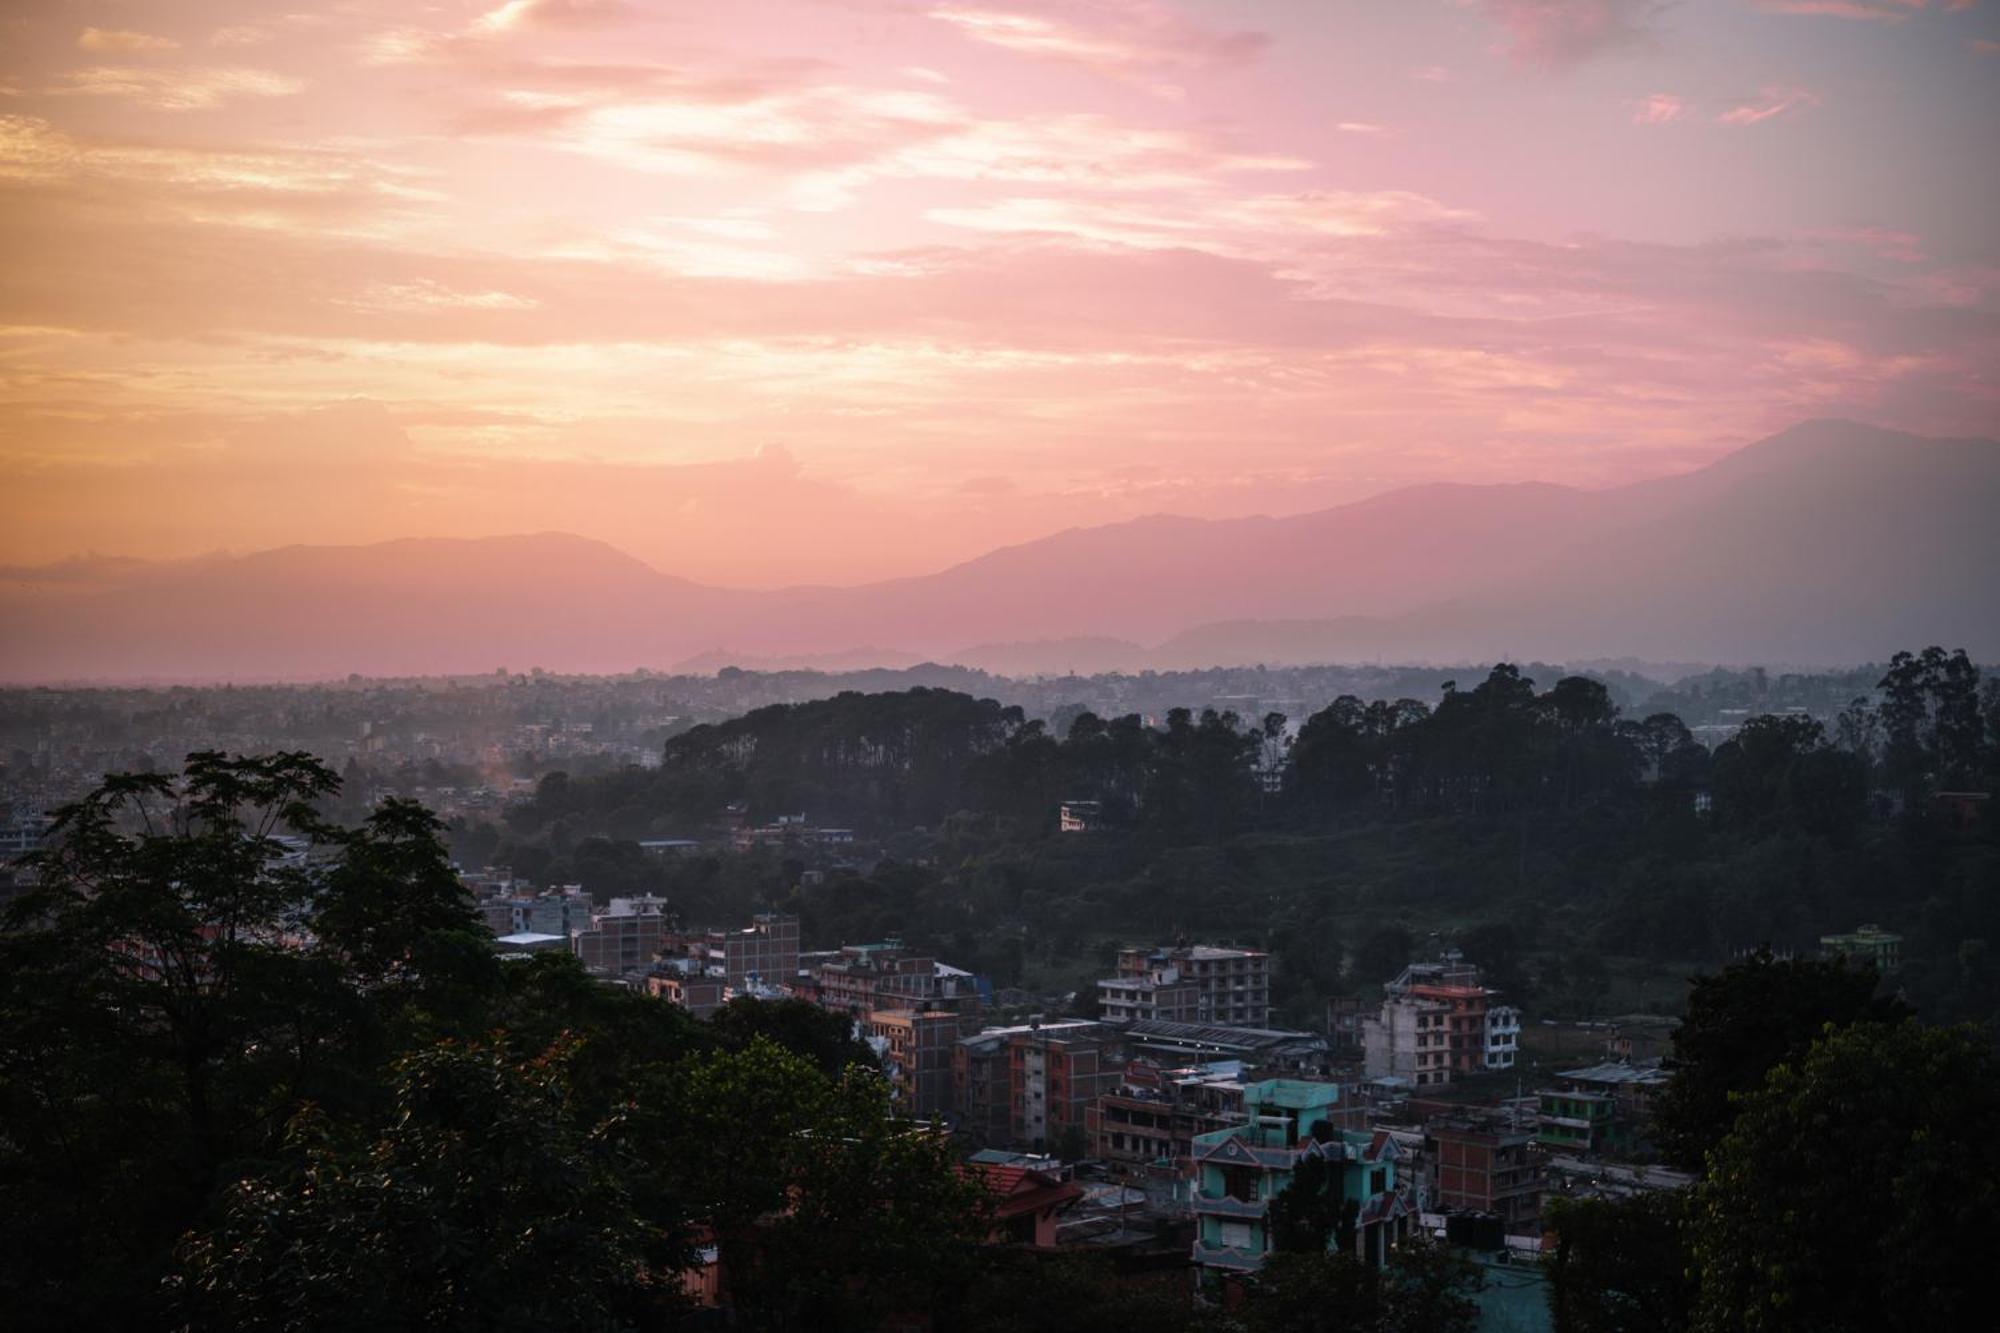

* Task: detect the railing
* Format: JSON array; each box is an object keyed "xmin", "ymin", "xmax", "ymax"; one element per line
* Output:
[
  {"xmin": 1190, "ymin": 1192, "xmax": 1269, "ymax": 1219},
  {"xmin": 1193, "ymin": 1241, "xmax": 1268, "ymax": 1272}
]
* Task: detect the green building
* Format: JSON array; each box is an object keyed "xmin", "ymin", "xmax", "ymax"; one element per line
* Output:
[
  {"xmin": 1189, "ymin": 1079, "xmax": 1412, "ymax": 1276},
  {"xmin": 1819, "ymin": 924, "xmax": 1901, "ymax": 972},
  {"xmin": 1536, "ymin": 1089, "xmax": 1618, "ymax": 1153}
]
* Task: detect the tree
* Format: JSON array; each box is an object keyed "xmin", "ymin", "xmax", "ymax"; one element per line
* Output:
[
  {"xmin": 1234, "ymin": 1240, "xmax": 1479, "ymax": 1333},
  {"xmin": 0, "ymin": 752, "xmax": 493, "ymax": 1329},
  {"xmin": 174, "ymin": 1038, "xmax": 687, "ymax": 1332},
  {"xmin": 639, "ymin": 1038, "xmax": 988, "ymax": 1332},
  {"xmin": 708, "ymin": 995, "xmax": 879, "ymax": 1080},
  {"xmin": 1545, "ymin": 1193, "xmax": 1694, "ymax": 1333},
  {"xmin": 1691, "ymin": 1021, "xmax": 2000, "ymax": 1332},
  {"xmin": 1267, "ymin": 1151, "xmax": 1359, "ymax": 1254},
  {"xmin": 1653, "ymin": 949, "xmax": 1909, "ymax": 1171}
]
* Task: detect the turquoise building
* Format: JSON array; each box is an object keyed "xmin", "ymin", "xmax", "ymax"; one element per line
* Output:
[{"xmin": 1189, "ymin": 1079, "xmax": 1412, "ymax": 1275}]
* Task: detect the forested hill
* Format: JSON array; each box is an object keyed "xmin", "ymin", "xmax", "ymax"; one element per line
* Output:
[{"xmin": 494, "ymin": 651, "xmax": 2000, "ymax": 1030}]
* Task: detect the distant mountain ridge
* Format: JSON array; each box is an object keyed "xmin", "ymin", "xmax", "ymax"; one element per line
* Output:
[{"xmin": 3, "ymin": 420, "xmax": 1995, "ymax": 681}]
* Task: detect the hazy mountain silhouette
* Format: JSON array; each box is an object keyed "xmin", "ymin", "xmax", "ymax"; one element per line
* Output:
[{"xmin": 4, "ymin": 421, "xmax": 1994, "ymax": 681}]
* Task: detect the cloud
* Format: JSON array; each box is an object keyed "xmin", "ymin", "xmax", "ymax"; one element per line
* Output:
[
  {"xmin": 927, "ymin": 2, "xmax": 1268, "ymax": 74},
  {"xmin": 1750, "ymin": 1, "xmax": 1933, "ymax": 20},
  {"xmin": 48, "ymin": 67, "xmax": 306, "ymax": 111},
  {"xmin": 1475, "ymin": 0, "xmax": 1663, "ymax": 67},
  {"xmin": 77, "ymin": 28, "xmax": 179, "ymax": 54},
  {"xmin": 335, "ymin": 281, "xmax": 542, "ymax": 314},
  {"xmin": 473, "ymin": 0, "xmax": 636, "ymax": 34},
  {"xmin": 208, "ymin": 27, "xmax": 274, "ymax": 49},
  {"xmin": 1632, "ymin": 92, "xmax": 1685, "ymax": 123},
  {"xmin": 1716, "ymin": 85, "xmax": 1820, "ymax": 125}
]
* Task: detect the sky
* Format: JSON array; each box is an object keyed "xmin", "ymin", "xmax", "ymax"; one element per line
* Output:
[{"xmin": 1, "ymin": 0, "xmax": 1996, "ymax": 587}]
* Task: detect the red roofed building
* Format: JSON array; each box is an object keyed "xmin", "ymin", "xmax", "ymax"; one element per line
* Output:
[{"xmin": 962, "ymin": 1156, "xmax": 1086, "ymax": 1248}]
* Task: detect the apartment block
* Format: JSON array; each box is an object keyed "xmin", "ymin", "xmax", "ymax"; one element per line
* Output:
[
  {"xmin": 1097, "ymin": 944, "xmax": 1271, "ymax": 1027},
  {"xmin": 1189, "ymin": 1080, "xmax": 1412, "ymax": 1278},
  {"xmin": 868, "ymin": 1007, "xmax": 963, "ymax": 1116}
]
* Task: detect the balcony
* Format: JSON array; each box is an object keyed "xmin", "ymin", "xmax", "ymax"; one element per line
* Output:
[
  {"xmin": 1192, "ymin": 1240, "xmax": 1267, "ymax": 1272},
  {"xmin": 1190, "ymin": 1192, "xmax": 1269, "ymax": 1220}
]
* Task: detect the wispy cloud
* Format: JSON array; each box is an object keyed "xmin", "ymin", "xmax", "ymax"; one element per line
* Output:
[
  {"xmin": 1632, "ymin": 92, "xmax": 1685, "ymax": 123},
  {"xmin": 78, "ymin": 29, "xmax": 179, "ymax": 54},
  {"xmin": 927, "ymin": 2, "xmax": 1267, "ymax": 75},
  {"xmin": 1475, "ymin": 0, "xmax": 1663, "ymax": 67},
  {"xmin": 1751, "ymin": 1, "xmax": 1941, "ymax": 21},
  {"xmin": 48, "ymin": 67, "xmax": 306, "ymax": 111},
  {"xmin": 1716, "ymin": 85, "xmax": 1820, "ymax": 125}
]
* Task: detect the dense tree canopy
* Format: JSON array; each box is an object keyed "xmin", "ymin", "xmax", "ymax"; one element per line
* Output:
[
  {"xmin": 1691, "ymin": 1021, "xmax": 2000, "ymax": 1333},
  {"xmin": 0, "ymin": 754, "xmax": 985, "ymax": 1332}
]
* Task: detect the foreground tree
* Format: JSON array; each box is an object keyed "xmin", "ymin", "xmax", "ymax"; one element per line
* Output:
[
  {"xmin": 1653, "ymin": 948, "xmax": 1908, "ymax": 1170},
  {"xmin": 0, "ymin": 753, "xmax": 496, "ymax": 1330},
  {"xmin": 1544, "ymin": 1193, "xmax": 1694, "ymax": 1333},
  {"xmin": 1691, "ymin": 1021, "xmax": 2000, "ymax": 1332},
  {"xmin": 1233, "ymin": 1240, "xmax": 1480, "ymax": 1333},
  {"xmin": 175, "ymin": 1038, "xmax": 688, "ymax": 1331}
]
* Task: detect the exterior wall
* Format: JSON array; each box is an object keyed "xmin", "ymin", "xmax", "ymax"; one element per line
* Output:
[
  {"xmin": 1189, "ymin": 1081, "xmax": 1408, "ymax": 1278},
  {"xmin": 869, "ymin": 1008, "xmax": 961, "ymax": 1116},
  {"xmin": 1009, "ymin": 1034, "xmax": 1115, "ymax": 1150},
  {"xmin": 648, "ymin": 973, "xmax": 726, "ymax": 1018},
  {"xmin": 572, "ymin": 910, "xmax": 667, "ymax": 974},
  {"xmin": 722, "ymin": 913, "xmax": 800, "ymax": 989},
  {"xmin": 1362, "ymin": 998, "xmax": 1452, "ymax": 1085},
  {"xmin": 1427, "ymin": 1126, "xmax": 1542, "ymax": 1228},
  {"xmin": 1099, "ymin": 945, "xmax": 1271, "ymax": 1027}
]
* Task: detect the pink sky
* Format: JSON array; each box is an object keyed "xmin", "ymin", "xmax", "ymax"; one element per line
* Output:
[{"xmin": 2, "ymin": 0, "xmax": 1996, "ymax": 587}]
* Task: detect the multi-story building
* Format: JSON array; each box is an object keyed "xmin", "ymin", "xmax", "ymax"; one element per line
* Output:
[
  {"xmin": 647, "ymin": 971, "xmax": 727, "ymax": 1018},
  {"xmin": 868, "ymin": 1007, "xmax": 964, "ymax": 1116},
  {"xmin": 1088, "ymin": 1060, "xmax": 1249, "ymax": 1171},
  {"xmin": 1361, "ymin": 951, "xmax": 1516, "ymax": 1088},
  {"xmin": 808, "ymin": 942, "xmax": 980, "ymax": 1020},
  {"xmin": 1189, "ymin": 1080, "xmax": 1412, "ymax": 1278},
  {"xmin": 955, "ymin": 1021, "xmax": 1105, "ymax": 1147},
  {"xmin": 1011, "ymin": 1029, "xmax": 1119, "ymax": 1152},
  {"xmin": 1536, "ymin": 1088, "xmax": 1617, "ymax": 1154},
  {"xmin": 718, "ymin": 912, "xmax": 800, "ymax": 990},
  {"xmin": 1819, "ymin": 923, "xmax": 1902, "ymax": 972},
  {"xmin": 1097, "ymin": 945, "xmax": 1271, "ymax": 1027},
  {"xmin": 1425, "ymin": 1117, "xmax": 1543, "ymax": 1229},
  {"xmin": 571, "ymin": 894, "xmax": 670, "ymax": 975}
]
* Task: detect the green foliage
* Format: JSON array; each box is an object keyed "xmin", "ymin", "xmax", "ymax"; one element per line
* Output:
[
  {"xmin": 1545, "ymin": 1193, "xmax": 1694, "ymax": 1333},
  {"xmin": 1233, "ymin": 1240, "xmax": 1481, "ymax": 1333},
  {"xmin": 957, "ymin": 1251, "xmax": 1204, "ymax": 1333},
  {"xmin": 1653, "ymin": 948, "xmax": 1910, "ymax": 1171},
  {"xmin": 1691, "ymin": 1021, "xmax": 2000, "ymax": 1333},
  {"xmin": 1266, "ymin": 1151, "xmax": 1359, "ymax": 1255},
  {"xmin": 175, "ymin": 1038, "xmax": 686, "ymax": 1332},
  {"xmin": 0, "ymin": 754, "xmax": 980, "ymax": 1333}
]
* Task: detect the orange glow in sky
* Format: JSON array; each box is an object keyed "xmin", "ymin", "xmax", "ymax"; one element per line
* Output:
[{"xmin": 2, "ymin": 0, "xmax": 1996, "ymax": 586}]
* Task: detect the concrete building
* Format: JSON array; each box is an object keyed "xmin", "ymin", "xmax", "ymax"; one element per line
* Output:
[
  {"xmin": 648, "ymin": 971, "xmax": 726, "ymax": 1018},
  {"xmin": 1362, "ymin": 951, "xmax": 1516, "ymax": 1088},
  {"xmin": 1088, "ymin": 1060, "xmax": 1249, "ymax": 1172},
  {"xmin": 1189, "ymin": 1080, "xmax": 1412, "ymax": 1278},
  {"xmin": 571, "ymin": 894, "xmax": 670, "ymax": 975},
  {"xmin": 1097, "ymin": 944, "xmax": 1271, "ymax": 1027},
  {"xmin": 868, "ymin": 1007, "xmax": 963, "ymax": 1117},
  {"xmin": 809, "ymin": 942, "xmax": 980, "ymax": 1020},
  {"xmin": 955, "ymin": 1021, "xmax": 1105, "ymax": 1148},
  {"xmin": 1425, "ymin": 1117, "xmax": 1543, "ymax": 1230},
  {"xmin": 719, "ymin": 912, "xmax": 800, "ymax": 990},
  {"xmin": 1819, "ymin": 923, "xmax": 1902, "ymax": 972},
  {"xmin": 1011, "ymin": 1028, "xmax": 1119, "ymax": 1152}
]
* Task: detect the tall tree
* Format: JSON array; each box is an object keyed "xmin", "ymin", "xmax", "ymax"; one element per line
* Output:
[
  {"xmin": 1653, "ymin": 949, "xmax": 1910, "ymax": 1171},
  {"xmin": 1691, "ymin": 1021, "xmax": 2000, "ymax": 1333}
]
